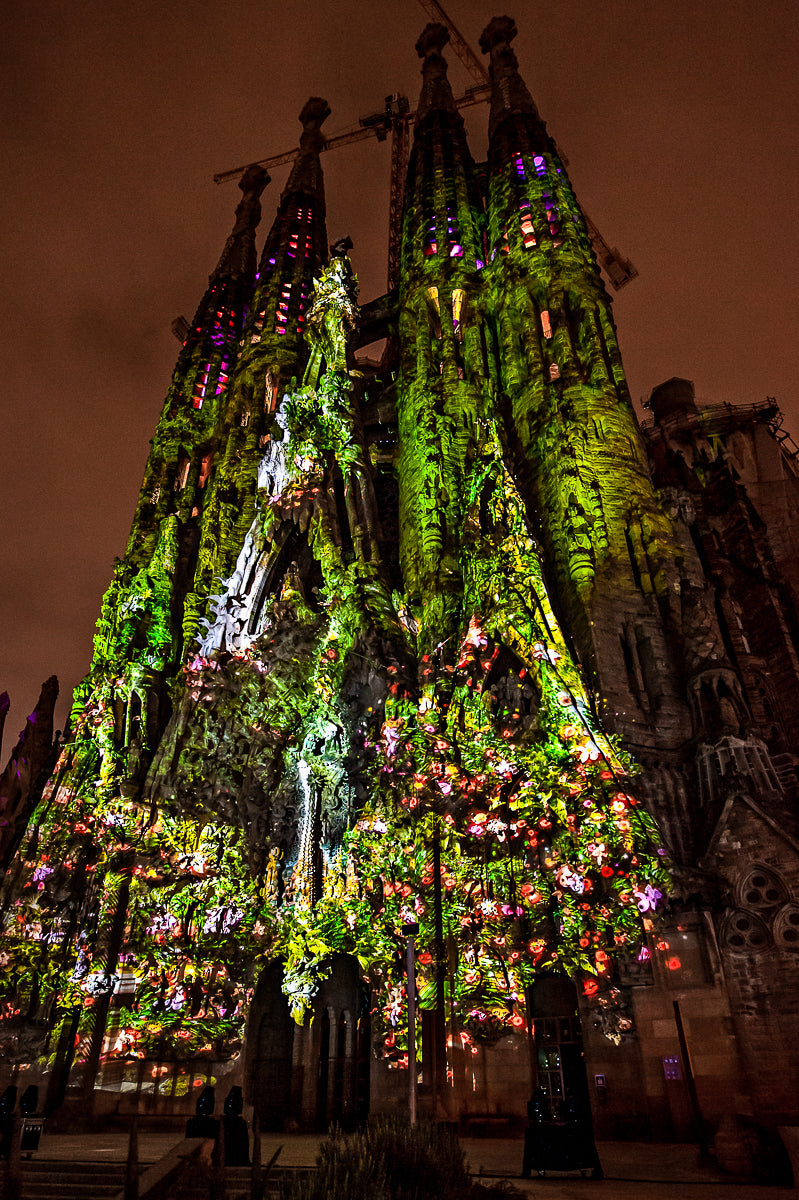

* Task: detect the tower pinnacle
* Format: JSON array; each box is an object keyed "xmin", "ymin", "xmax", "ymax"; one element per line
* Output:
[
  {"xmin": 211, "ymin": 164, "xmax": 270, "ymax": 283},
  {"xmin": 280, "ymin": 97, "xmax": 331, "ymax": 205},
  {"xmin": 415, "ymin": 23, "xmax": 457, "ymax": 122},
  {"xmin": 479, "ymin": 15, "xmax": 543, "ymax": 141}
]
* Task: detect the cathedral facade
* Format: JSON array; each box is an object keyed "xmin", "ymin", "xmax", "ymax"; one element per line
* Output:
[{"xmin": 2, "ymin": 16, "xmax": 799, "ymax": 1165}]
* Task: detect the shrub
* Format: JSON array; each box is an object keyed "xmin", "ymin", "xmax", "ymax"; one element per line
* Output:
[{"xmin": 278, "ymin": 1116, "xmax": 477, "ymax": 1200}]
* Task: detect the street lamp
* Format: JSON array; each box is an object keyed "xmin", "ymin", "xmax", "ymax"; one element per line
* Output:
[{"xmin": 404, "ymin": 920, "xmax": 420, "ymax": 1125}]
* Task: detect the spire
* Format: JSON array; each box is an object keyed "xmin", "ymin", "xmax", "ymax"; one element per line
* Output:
[
  {"xmin": 280, "ymin": 97, "xmax": 331, "ymax": 209},
  {"xmin": 211, "ymin": 164, "xmax": 270, "ymax": 283},
  {"xmin": 121, "ymin": 162, "xmax": 272, "ymax": 574},
  {"xmin": 415, "ymin": 23, "xmax": 457, "ymax": 124},
  {"xmin": 248, "ymin": 98, "xmax": 331, "ymax": 350},
  {"xmin": 479, "ymin": 16, "xmax": 544, "ymax": 143}
]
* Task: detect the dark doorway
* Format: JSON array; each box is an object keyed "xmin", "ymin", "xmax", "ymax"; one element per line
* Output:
[
  {"xmin": 313, "ymin": 955, "xmax": 370, "ymax": 1131},
  {"xmin": 530, "ymin": 976, "xmax": 591, "ymax": 1119},
  {"xmin": 247, "ymin": 955, "xmax": 370, "ymax": 1132},
  {"xmin": 247, "ymin": 961, "xmax": 295, "ymax": 1130}
]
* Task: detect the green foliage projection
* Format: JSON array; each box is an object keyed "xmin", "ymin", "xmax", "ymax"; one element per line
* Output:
[{"xmin": 0, "ymin": 34, "xmax": 674, "ymax": 1094}]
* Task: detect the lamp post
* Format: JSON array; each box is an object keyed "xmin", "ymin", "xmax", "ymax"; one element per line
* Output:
[{"xmin": 404, "ymin": 920, "xmax": 419, "ymax": 1125}]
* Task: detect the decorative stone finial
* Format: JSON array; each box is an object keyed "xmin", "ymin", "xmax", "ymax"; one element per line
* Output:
[
  {"xmin": 479, "ymin": 14, "xmax": 543, "ymax": 141},
  {"xmin": 415, "ymin": 22, "xmax": 450, "ymax": 60},
  {"xmin": 479, "ymin": 15, "xmax": 517, "ymax": 55},
  {"xmin": 238, "ymin": 164, "xmax": 270, "ymax": 196},
  {"xmin": 299, "ymin": 97, "xmax": 332, "ymax": 132}
]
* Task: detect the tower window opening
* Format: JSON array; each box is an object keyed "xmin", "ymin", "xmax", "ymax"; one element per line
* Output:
[
  {"xmin": 446, "ymin": 205, "xmax": 462, "ymax": 257},
  {"xmin": 264, "ymin": 371, "xmax": 279, "ymax": 412},
  {"xmin": 549, "ymin": 363, "xmax": 560, "ymax": 381},
  {"xmin": 541, "ymin": 311, "xmax": 552, "ymax": 339},
  {"xmin": 192, "ymin": 363, "xmax": 211, "ymax": 409},
  {"xmin": 492, "ymin": 226, "xmax": 509, "ymax": 259},
  {"xmin": 254, "ymin": 309, "xmax": 266, "ymax": 332},
  {"xmin": 514, "ymin": 153, "xmax": 526, "ymax": 179},
  {"xmin": 175, "ymin": 454, "xmax": 191, "ymax": 490},
  {"xmin": 542, "ymin": 192, "xmax": 561, "ymax": 239},
  {"xmin": 198, "ymin": 452, "xmax": 212, "ymax": 489},
  {"xmin": 533, "ymin": 155, "xmax": 547, "ymax": 179},
  {"xmin": 519, "ymin": 204, "xmax": 537, "ymax": 249},
  {"xmin": 452, "ymin": 289, "xmax": 466, "ymax": 342},
  {"xmin": 426, "ymin": 286, "xmax": 442, "ymax": 339},
  {"xmin": 424, "ymin": 221, "xmax": 438, "ymax": 256},
  {"xmin": 241, "ymin": 411, "xmax": 250, "ymax": 427}
]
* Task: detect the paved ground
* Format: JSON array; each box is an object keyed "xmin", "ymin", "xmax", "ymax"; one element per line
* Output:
[{"xmin": 27, "ymin": 1130, "xmax": 798, "ymax": 1197}]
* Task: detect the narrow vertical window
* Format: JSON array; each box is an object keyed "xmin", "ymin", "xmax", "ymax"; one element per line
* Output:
[
  {"xmin": 264, "ymin": 371, "xmax": 279, "ymax": 412},
  {"xmin": 426, "ymin": 287, "xmax": 442, "ymax": 339},
  {"xmin": 424, "ymin": 220, "xmax": 437, "ymax": 256},
  {"xmin": 175, "ymin": 453, "xmax": 191, "ymax": 490},
  {"xmin": 447, "ymin": 204, "xmax": 462, "ymax": 257},
  {"xmin": 198, "ymin": 452, "xmax": 212, "ymax": 489},
  {"xmin": 192, "ymin": 363, "xmax": 211, "ymax": 409},
  {"xmin": 452, "ymin": 289, "xmax": 466, "ymax": 342},
  {"xmin": 540, "ymin": 311, "xmax": 552, "ymax": 339}
]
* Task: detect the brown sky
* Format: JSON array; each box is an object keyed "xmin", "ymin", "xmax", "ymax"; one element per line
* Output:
[{"xmin": 2, "ymin": 0, "xmax": 798, "ymax": 737}]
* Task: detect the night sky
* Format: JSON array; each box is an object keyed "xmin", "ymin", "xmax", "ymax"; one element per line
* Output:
[{"xmin": 3, "ymin": 0, "xmax": 798, "ymax": 736}]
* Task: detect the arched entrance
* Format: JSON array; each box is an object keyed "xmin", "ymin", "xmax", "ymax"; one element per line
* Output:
[
  {"xmin": 312, "ymin": 955, "xmax": 370, "ymax": 1131},
  {"xmin": 245, "ymin": 960, "xmax": 295, "ymax": 1130},
  {"xmin": 245, "ymin": 954, "xmax": 369, "ymax": 1131}
]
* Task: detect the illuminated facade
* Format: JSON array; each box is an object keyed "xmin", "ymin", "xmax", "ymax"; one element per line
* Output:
[{"xmin": 2, "ymin": 17, "xmax": 799, "ymax": 1159}]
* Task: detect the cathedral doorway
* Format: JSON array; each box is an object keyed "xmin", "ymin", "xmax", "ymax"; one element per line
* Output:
[
  {"xmin": 311, "ymin": 955, "xmax": 370, "ymax": 1131},
  {"xmin": 245, "ymin": 954, "xmax": 369, "ymax": 1131},
  {"xmin": 246, "ymin": 960, "xmax": 295, "ymax": 1130},
  {"xmin": 529, "ymin": 976, "xmax": 591, "ymax": 1119}
]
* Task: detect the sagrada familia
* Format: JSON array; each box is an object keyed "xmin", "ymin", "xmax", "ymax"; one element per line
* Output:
[{"xmin": 3, "ymin": 14, "xmax": 799, "ymax": 1169}]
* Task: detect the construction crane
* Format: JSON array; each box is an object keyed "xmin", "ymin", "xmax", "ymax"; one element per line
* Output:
[
  {"xmin": 214, "ymin": 1, "xmax": 636, "ymax": 292},
  {"xmin": 214, "ymin": 85, "xmax": 489, "ymax": 292}
]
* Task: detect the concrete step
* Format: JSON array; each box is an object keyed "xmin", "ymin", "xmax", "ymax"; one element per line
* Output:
[
  {"xmin": 19, "ymin": 1158, "xmax": 314, "ymax": 1200},
  {"xmin": 169, "ymin": 1163, "xmax": 314, "ymax": 1199},
  {"xmin": 21, "ymin": 1159, "xmax": 128, "ymax": 1200}
]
